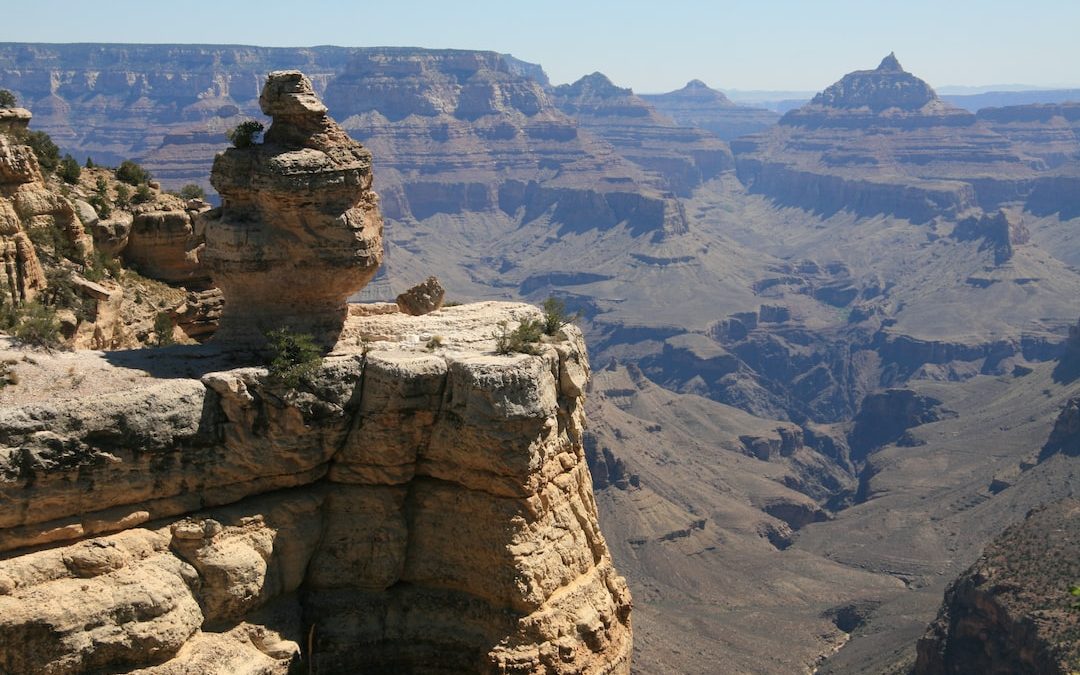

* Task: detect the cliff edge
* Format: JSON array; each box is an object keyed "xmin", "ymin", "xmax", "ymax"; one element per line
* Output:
[{"xmin": 0, "ymin": 302, "xmax": 632, "ymax": 673}]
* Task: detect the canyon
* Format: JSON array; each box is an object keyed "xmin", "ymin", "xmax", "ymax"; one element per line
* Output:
[{"xmin": 1, "ymin": 43, "xmax": 1079, "ymax": 673}]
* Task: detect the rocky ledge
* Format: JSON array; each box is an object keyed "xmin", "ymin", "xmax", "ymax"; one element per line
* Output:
[{"xmin": 0, "ymin": 302, "xmax": 632, "ymax": 674}]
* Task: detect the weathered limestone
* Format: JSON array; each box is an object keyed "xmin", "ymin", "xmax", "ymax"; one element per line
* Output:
[
  {"xmin": 205, "ymin": 71, "xmax": 383, "ymax": 347},
  {"xmin": 0, "ymin": 302, "xmax": 632, "ymax": 674}
]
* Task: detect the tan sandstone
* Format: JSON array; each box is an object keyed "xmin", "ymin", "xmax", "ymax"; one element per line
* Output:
[
  {"xmin": 0, "ymin": 302, "xmax": 632, "ymax": 673},
  {"xmin": 205, "ymin": 71, "xmax": 383, "ymax": 347}
]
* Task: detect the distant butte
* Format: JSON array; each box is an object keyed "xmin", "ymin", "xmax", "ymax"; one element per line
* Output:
[{"xmin": 641, "ymin": 80, "xmax": 780, "ymax": 141}]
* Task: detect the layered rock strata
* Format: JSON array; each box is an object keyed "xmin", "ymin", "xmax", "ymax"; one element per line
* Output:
[
  {"xmin": 0, "ymin": 302, "xmax": 632, "ymax": 674},
  {"xmin": 732, "ymin": 54, "xmax": 1039, "ymax": 221},
  {"xmin": 206, "ymin": 71, "xmax": 383, "ymax": 346},
  {"xmin": 552, "ymin": 73, "xmax": 734, "ymax": 197}
]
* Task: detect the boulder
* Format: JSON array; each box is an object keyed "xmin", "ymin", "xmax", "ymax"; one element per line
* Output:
[{"xmin": 395, "ymin": 276, "xmax": 445, "ymax": 315}]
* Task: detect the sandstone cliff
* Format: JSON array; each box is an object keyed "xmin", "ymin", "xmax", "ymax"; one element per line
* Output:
[{"xmin": 0, "ymin": 302, "xmax": 632, "ymax": 674}]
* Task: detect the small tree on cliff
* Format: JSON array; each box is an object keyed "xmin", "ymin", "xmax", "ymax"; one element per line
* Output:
[
  {"xmin": 264, "ymin": 328, "xmax": 322, "ymax": 388},
  {"xmin": 228, "ymin": 120, "xmax": 264, "ymax": 148},
  {"xmin": 115, "ymin": 159, "xmax": 151, "ymax": 186},
  {"xmin": 0, "ymin": 89, "xmax": 16, "ymax": 107}
]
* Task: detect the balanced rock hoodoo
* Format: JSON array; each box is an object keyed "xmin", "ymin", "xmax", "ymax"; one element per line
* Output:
[{"xmin": 206, "ymin": 70, "xmax": 383, "ymax": 346}]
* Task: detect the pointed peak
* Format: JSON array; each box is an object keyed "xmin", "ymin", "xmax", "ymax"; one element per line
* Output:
[{"xmin": 877, "ymin": 52, "xmax": 903, "ymax": 73}]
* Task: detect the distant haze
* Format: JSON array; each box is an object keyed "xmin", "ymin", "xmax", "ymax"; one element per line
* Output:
[{"xmin": 3, "ymin": 0, "xmax": 1079, "ymax": 93}]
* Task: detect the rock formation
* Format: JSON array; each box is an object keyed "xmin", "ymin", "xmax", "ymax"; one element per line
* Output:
[
  {"xmin": 205, "ymin": 71, "xmax": 383, "ymax": 346},
  {"xmin": 641, "ymin": 79, "xmax": 779, "ymax": 141},
  {"xmin": 951, "ymin": 209, "xmax": 1030, "ymax": 264},
  {"xmin": 552, "ymin": 73, "xmax": 734, "ymax": 197},
  {"xmin": 914, "ymin": 498, "xmax": 1080, "ymax": 674},
  {"xmin": 732, "ymin": 54, "xmax": 1036, "ymax": 222},
  {"xmin": 396, "ymin": 275, "xmax": 445, "ymax": 315},
  {"xmin": 0, "ymin": 302, "xmax": 632, "ymax": 673},
  {"xmin": 0, "ymin": 107, "xmax": 48, "ymax": 304}
]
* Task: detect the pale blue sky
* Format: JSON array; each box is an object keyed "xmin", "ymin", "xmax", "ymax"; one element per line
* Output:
[{"xmin": 2, "ymin": 0, "xmax": 1078, "ymax": 93}]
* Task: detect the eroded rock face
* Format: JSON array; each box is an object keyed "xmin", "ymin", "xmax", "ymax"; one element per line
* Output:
[
  {"xmin": 206, "ymin": 71, "xmax": 383, "ymax": 346},
  {"xmin": 914, "ymin": 498, "xmax": 1080, "ymax": 675},
  {"xmin": 0, "ymin": 302, "xmax": 632, "ymax": 674}
]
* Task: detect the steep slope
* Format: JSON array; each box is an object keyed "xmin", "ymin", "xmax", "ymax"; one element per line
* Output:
[
  {"xmin": 914, "ymin": 498, "xmax": 1080, "ymax": 675},
  {"xmin": 641, "ymin": 79, "xmax": 779, "ymax": 141}
]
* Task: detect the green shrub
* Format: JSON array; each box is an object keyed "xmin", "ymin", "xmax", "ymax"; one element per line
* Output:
[
  {"xmin": 541, "ymin": 296, "xmax": 579, "ymax": 336},
  {"xmin": 84, "ymin": 249, "xmax": 121, "ymax": 282},
  {"xmin": 88, "ymin": 194, "xmax": 112, "ymax": 218},
  {"xmin": 0, "ymin": 89, "xmax": 16, "ymax": 107},
  {"xmin": 179, "ymin": 183, "xmax": 205, "ymax": 200},
  {"xmin": 115, "ymin": 159, "xmax": 151, "ymax": 186},
  {"xmin": 228, "ymin": 120, "xmax": 264, "ymax": 148},
  {"xmin": 43, "ymin": 267, "xmax": 78, "ymax": 308},
  {"xmin": 13, "ymin": 302, "xmax": 63, "ymax": 349},
  {"xmin": 153, "ymin": 312, "xmax": 176, "ymax": 346},
  {"xmin": 84, "ymin": 156, "xmax": 94, "ymax": 169},
  {"xmin": 112, "ymin": 183, "xmax": 130, "ymax": 208},
  {"xmin": 494, "ymin": 318, "xmax": 543, "ymax": 355},
  {"xmin": 58, "ymin": 154, "xmax": 81, "ymax": 184},
  {"xmin": 0, "ymin": 297, "xmax": 19, "ymax": 331},
  {"xmin": 264, "ymin": 328, "xmax": 322, "ymax": 388},
  {"xmin": 132, "ymin": 184, "xmax": 153, "ymax": 204},
  {"xmin": 21, "ymin": 130, "xmax": 60, "ymax": 173},
  {"xmin": 28, "ymin": 222, "xmax": 76, "ymax": 260}
]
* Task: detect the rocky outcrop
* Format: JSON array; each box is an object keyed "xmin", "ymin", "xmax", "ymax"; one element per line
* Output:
[
  {"xmin": 914, "ymin": 498, "xmax": 1080, "ymax": 674},
  {"xmin": 0, "ymin": 302, "xmax": 632, "ymax": 673},
  {"xmin": 123, "ymin": 206, "xmax": 210, "ymax": 286},
  {"xmin": 552, "ymin": 73, "xmax": 735, "ymax": 197},
  {"xmin": 848, "ymin": 388, "xmax": 947, "ymax": 460},
  {"xmin": 951, "ymin": 209, "xmax": 1030, "ymax": 264},
  {"xmin": 641, "ymin": 79, "xmax": 779, "ymax": 141},
  {"xmin": 1039, "ymin": 394, "xmax": 1080, "ymax": 459},
  {"xmin": 732, "ymin": 54, "xmax": 1037, "ymax": 222},
  {"xmin": 205, "ymin": 71, "xmax": 383, "ymax": 346}
]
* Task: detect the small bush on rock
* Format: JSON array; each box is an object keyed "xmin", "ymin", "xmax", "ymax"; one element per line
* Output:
[
  {"xmin": 116, "ymin": 159, "xmax": 151, "ymax": 186},
  {"xmin": 132, "ymin": 184, "xmax": 153, "ymax": 204},
  {"xmin": 13, "ymin": 302, "xmax": 63, "ymax": 349},
  {"xmin": 494, "ymin": 318, "xmax": 543, "ymax": 355},
  {"xmin": 265, "ymin": 328, "xmax": 322, "ymax": 388},
  {"xmin": 58, "ymin": 154, "xmax": 81, "ymax": 184},
  {"xmin": 153, "ymin": 312, "xmax": 176, "ymax": 346},
  {"xmin": 0, "ymin": 89, "xmax": 16, "ymax": 107},
  {"xmin": 19, "ymin": 130, "xmax": 60, "ymax": 173},
  {"xmin": 541, "ymin": 296, "xmax": 579, "ymax": 336},
  {"xmin": 228, "ymin": 120, "xmax": 264, "ymax": 148},
  {"xmin": 179, "ymin": 183, "xmax": 205, "ymax": 200}
]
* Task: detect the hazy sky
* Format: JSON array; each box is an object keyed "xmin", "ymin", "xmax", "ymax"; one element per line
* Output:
[{"xmin": 2, "ymin": 0, "xmax": 1078, "ymax": 93}]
